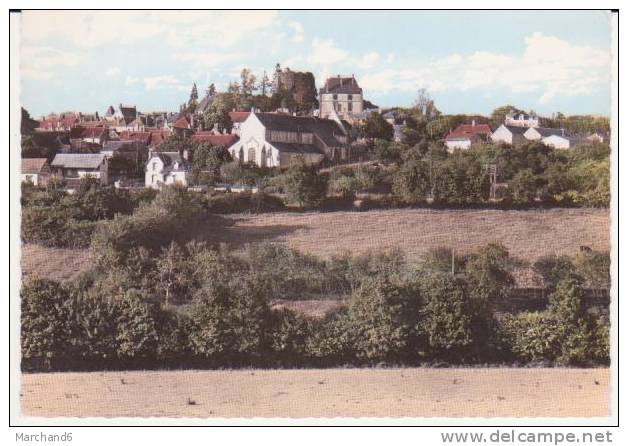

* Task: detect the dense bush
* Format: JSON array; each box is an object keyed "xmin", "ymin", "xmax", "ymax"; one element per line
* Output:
[
  {"xmin": 90, "ymin": 185, "xmax": 207, "ymax": 267},
  {"xmin": 502, "ymin": 278, "xmax": 610, "ymax": 365},
  {"xmin": 349, "ymin": 277, "xmax": 423, "ymax": 362},
  {"xmin": 21, "ymin": 178, "xmax": 147, "ymax": 248},
  {"xmin": 20, "ymin": 243, "xmax": 610, "ymax": 371},
  {"xmin": 280, "ymin": 161, "xmax": 328, "ymax": 207},
  {"xmin": 188, "ymin": 276, "xmax": 273, "ymax": 364}
]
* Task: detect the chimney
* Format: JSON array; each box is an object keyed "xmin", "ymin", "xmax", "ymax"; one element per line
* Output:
[{"xmin": 472, "ymin": 119, "xmax": 476, "ymax": 127}]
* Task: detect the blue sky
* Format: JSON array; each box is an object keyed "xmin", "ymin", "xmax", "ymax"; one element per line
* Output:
[{"xmin": 20, "ymin": 10, "xmax": 613, "ymax": 118}]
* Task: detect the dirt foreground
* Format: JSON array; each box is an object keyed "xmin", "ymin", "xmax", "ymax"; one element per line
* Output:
[{"xmin": 20, "ymin": 368, "xmax": 609, "ymax": 418}]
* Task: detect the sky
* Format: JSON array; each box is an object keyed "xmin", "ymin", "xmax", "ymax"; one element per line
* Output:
[{"xmin": 19, "ymin": 10, "xmax": 613, "ymax": 118}]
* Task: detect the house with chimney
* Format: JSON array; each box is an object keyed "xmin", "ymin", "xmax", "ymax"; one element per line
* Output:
[
  {"xmin": 444, "ymin": 121, "xmax": 492, "ymax": 151},
  {"xmin": 226, "ymin": 110, "xmax": 348, "ymax": 167},
  {"xmin": 145, "ymin": 151, "xmax": 191, "ymax": 189},
  {"xmin": 319, "ymin": 75, "xmax": 364, "ymax": 123}
]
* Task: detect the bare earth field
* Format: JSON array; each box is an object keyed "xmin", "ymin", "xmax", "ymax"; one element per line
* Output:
[
  {"xmin": 20, "ymin": 243, "xmax": 91, "ymax": 281},
  {"xmin": 212, "ymin": 208, "xmax": 610, "ymax": 262},
  {"xmin": 21, "ymin": 368, "xmax": 609, "ymax": 418}
]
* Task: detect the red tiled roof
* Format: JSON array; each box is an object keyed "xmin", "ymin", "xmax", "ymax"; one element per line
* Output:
[
  {"xmin": 70, "ymin": 126, "xmax": 107, "ymax": 139},
  {"xmin": 191, "ymin": 132, "xmax": 239, "ymax": 146},
  {"xmin": 38, "ymin": 116, "xmax": 78, "ymax": 130},
  {"xmin": 445, "ymin": 122, "xmax": 492, "ymax": 141},
  {"xmin": 148, "ymin": 130, "xmax": 171, "ymax": 147},
  {"xmin": 118, "ymin": 131, "xmax": 151, "ymax": 144},
  {"xmin": 229, "ymin": 111, "xmax": 250, "ymax": 123},
  {"xmin": 62, "ymin": 116, "xmax": 79, "ymax": 127},
  {"xmin": 173, "ymin": 116, "xmax": 191, "ymax": 129},
  {"xmin": 80, "ymin": 121, "xmax": 106, "ymax": 128}
]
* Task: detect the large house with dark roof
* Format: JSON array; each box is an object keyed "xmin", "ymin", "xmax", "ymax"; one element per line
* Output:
[
  {"xmin": 226, "ymin": 110, "xmax": 348, "ymax": 167},
  {"xmin": 50, "ymin": 153, "xmax": 110, "ymax": 185},
  {"xmin": 319, "ymin": 75, "xmax": 364, "ymax": 122}
]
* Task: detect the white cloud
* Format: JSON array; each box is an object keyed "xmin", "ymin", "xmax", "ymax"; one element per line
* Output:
[
  {"xmin": 105, "ymin": 67, "xmax": 121, "ymax": 77},
  {"xmin": 359, "ymin": 32, "xmax": 610, "ymax": 104},
  {"xmin": 174, "ymin": 52, "xmax": 241, "ymax": 68},
  {"xmin": 356, "ymin": 52, "xmax": 380, "ymax": 69},
  {"xmin": 307, "ymin": 38, "xmax": 349, "ymax": 66},
  {"xmin": 125, "ymin": 76, "xmax": 140, "ymax": 86},
  {"xmin": 142, "ymin": 75, "xmax": 188, "ymax": 92},
  {"xmin": 21, "ymin": 11, "xmax": 280, "ymax": 49},
  {"xmin": 288, "ymin": 21, "xmax": 305, "ymax": 43},
  {"xmin": 21, "ymin": 45, "xmax": 79, "ymax": 80}
]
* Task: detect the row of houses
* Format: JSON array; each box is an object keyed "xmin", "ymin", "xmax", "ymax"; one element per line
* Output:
[{"xmin": 444, "ymin": 119, "xmax": 608, "ymax": 152}]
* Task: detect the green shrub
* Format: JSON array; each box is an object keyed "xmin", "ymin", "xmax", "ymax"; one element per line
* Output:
[
  {"xmin": 305, "ymin": 308, "xmax": 355, "ymax": 364},
  {"xmin": 502, "ymin": 279, "xmax": 610, "ymax": 365},
  {"xmin": 268, "ymin": 308, "xmax": 312, "ymax": 363},
  {"xmin": 280, "ymin": 161, "xmax": 328, "ymax": 207},
  {"xmin": 65, "ymin": 290, "xmax": 120, "ymax": 364},
  {"xmin": 21, "ymin": 278, "xmax": 72, "ymax": 369},
  {"xmin": 419, "ymin": 273, "xmax": 496, "ymax": 362},
  {"xmin": 21, "ymin": 206, "xmax": 96, "ymax": 248},
  {"xmin": 91, "ymin": 185, "xmax": 207, "ymax": 267},
  {"xmin": 349, "ymin": 277, "xmax": 423, "ymax": 362},
  {"xmin": 115, "ymin": 290, "xmax": 160, "ymax": 361},
  {"xmin": 188, "ymin": 276, "xmax": 272, "ymax": 362}
]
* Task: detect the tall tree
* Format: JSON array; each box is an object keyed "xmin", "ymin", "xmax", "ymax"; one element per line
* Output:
[
  {"xmin": 259, "ymin": 70, "xmax": 272, "ymax": 96},
  {"xmin": 240, "ymin": 68, "xmax": 257, "ymax": 96},
  {"xmin": 414, "ymin": 88, "xmax": 440, "ymax": 120},
  {"xmin": 187, "ymin": 83, "xmax": 199, "ymax": 112}
]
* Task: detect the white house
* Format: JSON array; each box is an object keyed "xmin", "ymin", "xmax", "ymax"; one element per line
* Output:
[
  {"xmin": 523, "ymin": 127, "xmax": 566, "ymax": 141},
  {"xmin": 444, "ymin": 121, "xmax": 492, "ymax": 151},
  {"xmin": 145, "ymin": 151, "xmax": 191, "ymax": 189},
  {"xmin": 504, "ymin": 111, "xmax": 539, "ymax": 128},
  {"xmin": 226, "ymin": 110, "xmax": 347, "ymax": 168},
  {"xmin": 319, "ymin": 75, "xmax": 364, "ymax": 123},
  {"xmin": 490, "ymin": 124, "xmax": 528, "ymax": 145},
  {"xmin": 541, "ymin": 134, "xmax": 574, "ymax": 149}
]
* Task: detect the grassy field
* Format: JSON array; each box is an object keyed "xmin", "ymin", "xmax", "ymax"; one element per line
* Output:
[
  {"xmin": 208, "ymin": 208, "xmax": 610, "ymax": 262},
  {"xmin": 21, "ymin": 368, "xmax": 610, "ymax": 418},
  {"xmin": 21, "ymin": 208, "xmax": 609, "ymax": 282}
]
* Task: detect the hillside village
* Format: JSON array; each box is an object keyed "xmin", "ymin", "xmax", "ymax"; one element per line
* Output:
[{"xmin": 21, "ymin": 64, "xmax": 610, "ymax": 195}]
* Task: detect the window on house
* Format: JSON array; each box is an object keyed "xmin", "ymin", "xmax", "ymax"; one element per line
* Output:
[
  {"xmin": 348, "ymin": 94, "xmax": 353, "ymax": 101},
  {"xmin": 333, "ymin": 94, "xmax": 338, "ymax": 100},
  {"xmin": 348, "ymin": 102, "xmax": 353, "ymax": 111},
  {"xmin": 152, "ymin": 162, "xmax": 157, "ymax": 171}
]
